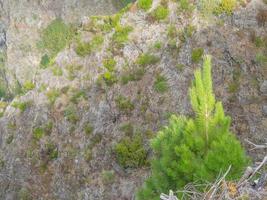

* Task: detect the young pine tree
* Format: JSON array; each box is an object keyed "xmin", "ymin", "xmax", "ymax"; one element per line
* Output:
[{"xmin": 136, "ymin": 55, "xmax": 249, "ymax": 200}]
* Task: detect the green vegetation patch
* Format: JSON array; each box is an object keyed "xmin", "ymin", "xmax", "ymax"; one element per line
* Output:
[
  {"xmin": 38, "ymin": 18, "xmax": 74, "ymax": 57},
  {"xmin": 191, "ymin": 48, "xmax": 204, "ymax": 63},
  {"xmin": 11, "ymin": 101, "xmax": 32, "ymax": 112},
  {"xmin": 115, "ymin": 134, "xmax": 147, "ymax": 168},
  {"xmin": 150, "ymin": 5, "xmax": 169, "ymax": 21},
  {"xmin": 136, "ymin": 53, "xmax": 160, "ymax": 67},
  {"xmin": 64, "ymin": 104, "xmax": 79, "ymax": 124},
  {"xmin": 115, "ymin": 95, "xmax": 135, "ymax": 114},
  {"xmin": 75, "ymin": 35, "xmax": 104, "ymax": 57},
  {"xmin": 153, "ymin": 74, "xmax": 168, "ymax": 93},
  {"xmin": 138, "ymin": 0, "xmax": 153, "ymax": 11},
  {"xmin": 112, "ymin": 25, "xmax": 133, "ymax": 48},
  {"xmin": 46, "ymin": 89, "xmax": 60, "ymax": 105}
]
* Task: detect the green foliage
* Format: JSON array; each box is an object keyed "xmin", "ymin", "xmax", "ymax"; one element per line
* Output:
[
  {"xmin": 150, "ymin": 5, "xmax": 169, "ymax": 21},
  {"xmin": 112, "ymin": 25, "xmax": 133, "ymax": 48},
  {"xmin": 70, "ymin": 89, "xmax": 86, "ymax": 104},
  {"xmin": 215, "ymin": 0, "xmax": 237, "ymax": 15},
  {"xmin": 64, "ymin": 104, "xmax": 79, "ymax": 124},
  {"xmin": 115, "ymin": 134, "xmax": 147, "ymax": 168},
  {"xmin": 178, "ymin": 0, "xmax": 194, "ymax": 12},
  {"xmin": 40, "ymin": 54, "xmax": 50, "ymax": 68},
  {"xmin": 153, "ymin": 74, "xmax": 168, "ymax": 93},
  {"xmin": 136, "ymin": 53, "xmax": 160, "ymax": 67},
  {"xmin": 154, "ymin": 41, "xmax": 162, "ymax": 50},
  {"xmin": 137, "ymin": 55, "xmax": 249, "ymax": 200},
  {"xmin": 138, "ymin": 0, "xmax": 153, "ymax": 10},
  {"xmin": 23, "ymin": 81, "xmax": 35, "ymax": 92},
  {"xmin": 75, "ymin": 35, "xmax": 104, "ymax": 57},
  {"xmin": 11, "ymin": 101, "xmax": 32, "ymax": 112},
  {"xmin": 18, "ymin": 188, "xmax": 32, "ymax": 200},
  {"xmin": 44, "ymin": 142, "xmax": 58, "ymax": 160},
  {"xmin": 176, "ymin": 63, "xmax": 185, "ymax": 71},
  {"xmin": 84, "ymin": 123, "xmax": 94, "ymax": 136},
  {"xmin": 51, "ymin": 66, "xmax": 63, "ymax": 76},
  {"xmin": 115, "ymin": 95, "xmax": 135, "ymax": 114},
  {"xmin": 66, "ymin": 64, "xmax": 83, "ymax": 80},
  {"xmin": 46, "ymin": 89, "xmax": 60, "ymax": 105},
  {"xmin": 191, "ymin": 48, "xmax": 204, "ymax": 63},
  {"xmin": 120, "ymin": 67, "xmax": 145, "ymax": 85},
  {"xmin": 33, "ymin": 127, "xmax": 45, "ymax": 140},
  {"xmin": 255, "ymin": 53, "xmax": 267, "ymax": 65},
  {"xmin": 101, "ymin": 170, "xmax": 115, "ymax": 184},
  {"xmin": 103, "ymin": 58, "xmax": 117, "ymax": 72},
  {"xmin": 6, "ymin": 134, "xmax": 14, "ymax": 144},
  {"xmin": 98, "ymin": 71, "xmax": 118, "ymax": 87},
  {"xmin": 38, "ymin": 19, "xmax": 74, "ymax": 57}
]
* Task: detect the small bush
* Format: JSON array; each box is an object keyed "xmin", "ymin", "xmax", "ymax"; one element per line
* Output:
[
  {"xmin": 64, "ymin": 104, "xmax": 79, "ymax": 124},
  {"xmin": 120, "ymin": 67, "xmax": 145, "ymax": 84},
  {"xmin": 23, "ymin": 81, "xmax": 35, "ymax": 92},
  {"xmin": 38, "ymin": 18, "xmax": 74, "ymax": 57},
  {"xmin": 33, "ymin": 127, "xmax": 45, "ymax": 140},
  {"xmin": 84, "ymin": 123, "xmax": 94, "ymax": 136},
  {"xmin": 112, "ymin": 25, "xmax": 133, "ymax": 48},
  {"xmin": 150, "ymin": 5, "xmax": 169, "ymax": 21},
  {"xmin": 98, "ymin": 71, "xmax": 118, "ymax": 86},
  {"xmin": 103, "ymin": 58, "xmax": 116, "ymax": 72},
  {"xmin": 44, "ymin": 142, "xmax": 58, "ymax": 160},
  {"xmin": 70, "ymin": 89, "xmax": 86, "ymax": 104},
  {"xmin": 215, "ymin": 0, "xmax": 237, "ymax": 15},
  {"xmin": 75, "ymin": 35, "xmax": 104, "ymax": 57},
  {"xmin": 11, "ymin": 101, "xmax": 32, "ymax": 112},
  {"xmin": 114, "ymin": 134, "xmax": 147, "ymax": 168},
  {"xmin": 255, "ymin": 53, "xmax": 267, "ymax": 65},
  {"xmin": 138, "ymin": 0, "xmax": 153, "ymax": 10},
  {"xmin": 154, "ymin": 74, "xmax": 168, "ymax": 93},
  {"xmin": 101, "ymin": 170, "xmax": 115, "ymax": 184},
  {"xmin": 115, "ymin": 95, "xmax": 135, "ymax": 114},
  {"xmin": 46, "ymin": 89, "xmax": 60, "ymax": 105},
  {"xmin": 51, "ymin": 66, "xmax": 63, "ymax": 76},
  {"xmin": 136, "ymin": 53, "xmax": 160, "ymax": 67},
  {"xmin": 40, "ymin": 54, "xmax": 50, "ymax": 68},
  {"xmin": 153, "ymin": 41, "xmax": 162, "ymax": 49},
  {"xmin": 179, "ymin": 0, "xmax": 194, "ymax": 12},
  {"xmin": 191, "ymin": 48, "xmax": 204, "ymax": 63}
]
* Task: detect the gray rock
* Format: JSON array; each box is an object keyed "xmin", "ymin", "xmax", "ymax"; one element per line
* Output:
[
  {"xmin": 263, "ymin": 105, "xmax": 267, "ymax": 116},
  {"xmin": 260, "ymin": 80, "xmax": 267, "ymax": 95}
]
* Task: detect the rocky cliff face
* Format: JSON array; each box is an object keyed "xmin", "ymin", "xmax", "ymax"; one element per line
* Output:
[{"xmin": 0, "ymin": 0, "xmax": 266, "ymax": 199}]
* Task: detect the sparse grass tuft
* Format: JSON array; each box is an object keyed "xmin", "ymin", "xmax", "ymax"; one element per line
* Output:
[
  {"xmin": 136, "ymin": 53, "xmax": 160, "ymax": 67},
  {"xmin": 75, "ymin": 35, "xmax": 104, "ymax": 57},
  {"xmin": 138, "ymin": 0, "xmax": 153, "ymax": 11},
  {"xmin": 115, "ymin": 95, "xmax": 135, "ymax": 114},
  {"xmin": 154, "ymin": 74, "xmax": 168, "ymax": 93},
  {"xmin": 191, "ymin": 48, "xmax": 204, "ymax": 63},
  {"xmin": 150, "ymin": 5, "xmax": 169, "ymax": 21}
]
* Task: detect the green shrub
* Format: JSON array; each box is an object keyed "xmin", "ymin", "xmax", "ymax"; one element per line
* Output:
[
  {"xmin": 112, "ymin": 25, "xmax": 133, "ymax": 48},
  {"xmin": 120, "ymin": 67, "xmax": 145, "ymax": 84},
  {"xmin": 136, "ymin": 53, "xmax": 160, "ymax": 67},
  {"xmin": 150, "ymin": 5, "xmax": 169, "ymax": 21},
  {"xmin": 115, "ymin": 95, "xmax": 135, "ymax": 114},
  {"xmin": 23, "ymin": 81, "xmax": 35, "ymax": 92},
  {"xmin": 191, "ymin": 48, "xmax": 204, "ymax": 63},
  {"xmin": 75, "ymin": 35, "xmax": 104, "ymax": 57},
  {"xmin": 97, "ymin": 71, "xmax": 118, "ymax": 86},
  {"xmin": 103, "ymin": 58, "xmax": 116, "ymax": 72},
  {"xmin": 33, "ymin": 127, "xmax": 45, "ymax": 140},
  {"xmin": 215, "ymin": 0, "xmax": 237, "ymax": 15},
  {"xmin": 84, "ymin": 123, "xmax": 94, "ymax": 136},
  {"xmin": 46, "ymin": 89, "xmax": 60, "ymax": 105},
  {"xmin": 64, "ymin": 104, "xmax": 79, "ymax": 124},
  {"xmin": 51, "ymin": 66, "xmax": 63, "ymax": 76},
  {"xmin": 40, "ymin": 54, "xmax": 50, "ymax": 68},
  {"xmin": 11, "ymin": 101, "xmax": 32, "ymax": 112},
  {"xmin": 179, "ymin": 0, "xmax": 194, "ymax": 12},
  {"xmin": 153, "ymin": 41, "xmax": 162, "ymax": 49},
  {"xmin": 136, "ymin": 55, "xmax": 249, "ymax": 200},
  {"xmin": 6, "ymin": 134, "xmax": 14, "ymax": 144},
  {"xmin": 70, "ymin": 89, "xmax": 86, "ymax": 104},
  {"xmin": 38, "ymin": 19, "xmax": 74, "ymax": 57},
  {"xmin": 153, "ymin": 74, "xmax": 168, "ymax": 93},
  {"xmin": 101, "ymin": 170, "xmax": 115, "ymax": 184},
  {"xmin": 138, "ymin": 0, "xmax": 153, "ymax": 10},
  {"xmin": 115, "ymin": 134, "xmax": 147, "ymax": 168},
  {"xmin": 44, "ymin": 142, "xmax": 58, "ymax": 160},
  {"xmin": 255, "ymin": 53, "xmax": 267, "ymax": 65}
]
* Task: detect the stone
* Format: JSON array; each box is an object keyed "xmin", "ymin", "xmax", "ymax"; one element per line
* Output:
[{"xmin": 260, "ymin": 80, "xmax": 267, "ymax": 95}]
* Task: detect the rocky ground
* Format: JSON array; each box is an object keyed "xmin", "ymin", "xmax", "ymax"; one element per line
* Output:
[{"xmin": 0, "ymin": 0, "xmax": 266, "ymax": 199}]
